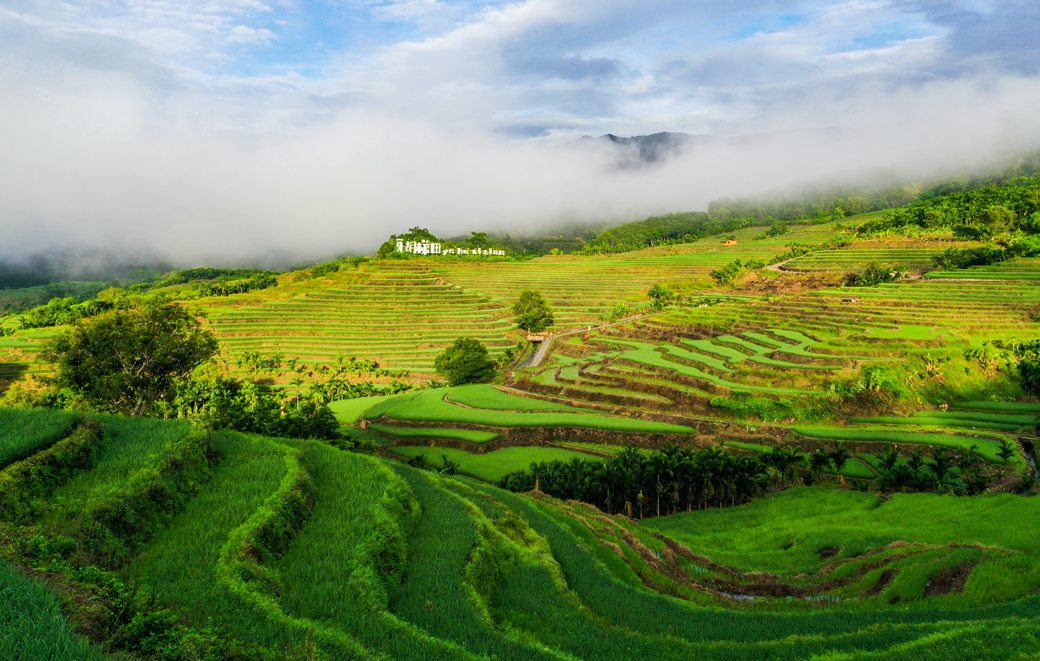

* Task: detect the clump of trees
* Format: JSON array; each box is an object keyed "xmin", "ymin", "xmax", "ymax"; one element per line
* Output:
[
  {"xmin": 872, "ymin": 444, "xmax": 1002, "ymax": 495},
  {"xmin": 196, "ymin": 273, "xmax": 277, "ymax": 297},
  {"xmin": 646, "ymin": 283, "xmax": 677, "ymax": 310},
  {"xmin": 434, "ymin": 337, "xmax": 497, "ymax": 385},
  {"xmin": 580, "ymin": 184, "xmax": 911, "ymax": 255},
  {"xmin": 44, "ymin": 298, "xmax": 218, "ymax": 416},
  {"xmin": 501, "ymin": 445, "xmax": 772, "ymax": 518},
  {"xmin": 500, "ymin": 439, "xmax": 1007, "ymax": 519},
  {"xmin": 710, "ymin": 260, "xmax": 754, "ymax": 286},
  {"xmin": 605, "ymin": 301, "xmax": 634, "ymax": 321},
  {"xmin": 967, "ymin": 339, "xmax": 1040, "ymax": 397},
  {"xmin": 857, "ymin": 174, "xmax": 1040, "ymax": 243},
  {"xmin": 512, "ymin": 290, "xmax": 554, "ymax": 332},
  {"xmin": 378, "ymin": 226, "xmax": 441, "ymax": 258},
  {"xmin": 580, "ymin": 212, "xmax": 753, "ymax": 254},
  {"xmin": 18, "ymin": 296, "xmax": 122, "ymax": 330},
  {"xmin": 848, "ymin": 263, "xmax": 906, "ymax": 286},
  {"xmin": 161, "ymin": 377, "xmax": 339, "ymax": 439},
  {"xmin": 35, "ymin": 299, "xmax": 354, "ymax": 439}
]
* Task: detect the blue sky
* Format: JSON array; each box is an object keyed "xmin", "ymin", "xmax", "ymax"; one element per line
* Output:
[
  {"xmin": 0, "ymin": 1, "xmax": 1038, "ymax": 263},
  {"xmin": 3, "ymin": 0, "xmax": 1036, "ymax": 136}
]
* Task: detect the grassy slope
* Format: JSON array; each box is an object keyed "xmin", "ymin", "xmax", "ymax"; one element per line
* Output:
[
  {"xmin": 645, "ymin": 487, "xmax": 1040, "ymax": 605},
  {"xmin": 0, "ymin": 560, "xmax": 105, "ymax": 661},
  {"xmin": 0, "ymin": 408, "xmax": 78, "ymax": 468},
  {"xmin": 3, "ymin": 409, "xmax": 1040, "ymax": 658},
  {"xmin": 387, "ymin": 445, "xmax": 599, "ymax": 482},
  {"xmin": 362, "ymin": 387, "xmax": 694, "ymax": 434}
]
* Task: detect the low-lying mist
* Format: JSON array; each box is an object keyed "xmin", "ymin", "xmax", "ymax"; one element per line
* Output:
[{"xmin": 3, "ymin": 72, "xmax": 1039, "ymax": 269}]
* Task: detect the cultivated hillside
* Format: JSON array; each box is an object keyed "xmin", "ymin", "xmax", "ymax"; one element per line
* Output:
[{"xmin": 3, "ymin": 410, "xmax": 1040, "ymax": 659}]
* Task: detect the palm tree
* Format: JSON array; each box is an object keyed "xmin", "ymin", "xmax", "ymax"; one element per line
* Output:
[
  {"xmin": 928, "ymin": 448, "xmax": 953, "ymax": 491},
  {"xmin": 810, "ymin": 449, "xmax": 832, "ymax": 483},
  {"xmin": 879, "ymin": 445, "xmax": 899, "ymax": 473},
  {"xmin": 829, "ymin": 442, "xmax": 852, "ymax": 475},
  {"xmin": 997, "ymin": 439, "xmax": 1017, "ymax": 465}
]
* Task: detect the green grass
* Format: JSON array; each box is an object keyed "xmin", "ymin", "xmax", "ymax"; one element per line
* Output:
[
  {"xmin": 445, "ymin": 384, "xmax": 590, "ymax": 411},
  {"xmin": 389, "ymin": 465, "xmax": 555, "ymax": 660},
  {"xmin": 364, "ymin": 387, "xmax": 695, "ymax": 434},
  {"xmin": 369, "ymin": 423, "xmax": 500, "ymax": 444},
  {"xmin": 43, "ymin": 416, "xmax": 193, "ymax": 521},
  {"xmin": 598, "ymin": 339, "xmax": 817, "ymax": 396},
  {"xmin": 128, "ymin": 432, "xmax": 309, "ymax": 653},
  {"xmin": 0, "ymin": 408, "xmax": 78, "ymax": 468},
  {"xmin": 329, "ymin": 394, "xmax": 401, "ymax": 424},
  {"xmin": 646, "ymin": 487, "xmax": 1040, "ymax": 605},
  {"xmin": 387, "ymin": 445, "xmax": 599, "ymax": 482},
  {"xmin": 793, "ymin": 426, "xmax": 1009, "ymax": 462},
  {"xmin": 0, "ymin": 560, "xmax": 106, "ymax": 660},
  {"xmin": 274, "ymin": 443, "xmax": 469, "ymax": 659}
]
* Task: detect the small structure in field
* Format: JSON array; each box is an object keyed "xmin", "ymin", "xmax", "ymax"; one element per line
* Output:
[
  {"xmin": 395, "ymin": 238, "xmax": 505, "ymax": 256},
  {"xmin": 724, "ymin": 239, "xmax": 738, "ymax": 247},
  {"xmin": 526, "ymin": 332, "xmax": 548, "ymax": 342}
]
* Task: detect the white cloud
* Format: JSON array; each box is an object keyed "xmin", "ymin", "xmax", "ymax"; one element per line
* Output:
[
  {"xmin": 0, "ymin": 0, "xmax": 1038, "ymax": 266},
  {"xmin": 227, "ymin": 25, "xmax": 277, "ymax": 45}
]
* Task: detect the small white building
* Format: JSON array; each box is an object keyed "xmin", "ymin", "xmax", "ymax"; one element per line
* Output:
[{"xmin": 395, "ymin": 239, "xmax": 504, "ymax": 257}]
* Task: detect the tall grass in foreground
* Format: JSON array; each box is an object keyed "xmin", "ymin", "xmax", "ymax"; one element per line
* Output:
[
  {"xmin": 276, "ymin": 443, "xmax": 474, "ymax": 660},
  {"xmin": 0, "ymin": 408, "xmax": 78, "ymax": 468},
  {"xmin": 42, "ymin": 416, "xmax": 193, "ymax": 529},
  {"xmin": 127, "ymin": 432, "xmax": 308, "ymax": 653},
  {"xmin": 0, "ymin": 560, "xmax": 105, "ymax": 660}
]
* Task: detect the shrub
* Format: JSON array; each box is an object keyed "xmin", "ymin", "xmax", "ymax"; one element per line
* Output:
[{"xmin": 434, "ymin": 338, "xmax": 497, "ymax": 386}]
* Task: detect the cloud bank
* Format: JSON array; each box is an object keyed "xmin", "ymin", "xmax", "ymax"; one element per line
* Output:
[{"xmin": 1, "ymin": 1, "xmax": 1039, "ymax": 266}]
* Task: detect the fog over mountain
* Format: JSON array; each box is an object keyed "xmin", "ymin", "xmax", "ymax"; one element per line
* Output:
[{"xmin": 1, "ymin": 1, "xmax": 1038, "ymax": 267}]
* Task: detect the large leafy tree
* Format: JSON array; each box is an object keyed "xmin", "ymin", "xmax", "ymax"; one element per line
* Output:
[
  {"xmin": 434, "ymin": 337, "xmax": 497, "ymax": 386},
  {"xmin": 511, "ymin": 290, "xmax": 554, "ymax": 333},
  {"xmin": 45, "ymin": 298, "xmax": 218, "ymax": 416}
]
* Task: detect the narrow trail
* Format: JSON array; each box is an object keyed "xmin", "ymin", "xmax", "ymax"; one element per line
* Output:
[{"xmin": 514, "ymin": 312, "xmax": 655, "ymax": 373}]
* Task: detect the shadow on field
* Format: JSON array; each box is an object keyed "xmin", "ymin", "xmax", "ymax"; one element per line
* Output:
[{"xmin": 0, "ymin": 363, "xmax": 26, "ymax": 397}]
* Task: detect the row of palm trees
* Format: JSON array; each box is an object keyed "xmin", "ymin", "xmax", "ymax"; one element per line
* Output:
[
  {"xmin": 499, "ymin": 440, "xmax": 1011, "ymax": 518},
  {"xmin": 500, "ymin": 445, "xmax": 774, "ymax": 518}
]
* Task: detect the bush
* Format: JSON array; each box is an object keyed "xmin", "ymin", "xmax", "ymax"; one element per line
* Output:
[
  {"xmin": 45, "ymin": 299, "xmax": 218, "ymax": 416},
  {"xmin": 647, "ymin": 283, "xmax": 677, "ymax": 309},
  {"xmin": 511, "ymin": 291, "xmax": 554, "ymax": 332},
  {"xmin": 434, "ymin": 338, "xmax": 497, "ymax": 386},
  {"xmin": 849, "ymin": 263, "xmax": 906, "ymax": 286}
]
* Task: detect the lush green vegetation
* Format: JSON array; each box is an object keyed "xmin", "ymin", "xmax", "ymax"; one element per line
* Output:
[
  {"xmin": 1, "ymin": 402, "xmax": 1039, "ymax": 659},
  {"xmin": 359, "ymin": 386, "xmax": 695, "ymax": 434},
  {"xmin": 434, "ymin": 337, "xmax": 498, "ymax": 385},
  {"xmin": 0, "ymin": 560, "xmax": 105, "ymax": 660},
  {"xmin": 512, "ymin": 289, "xmax": 554, "ymax": 332},
  {"xmin": 4, "ymin": 166, "xmax": 1040, "ymax": 658},
  {"xmin": 0, "ymin": 408, "xmax": 78, "ymax": 468}
]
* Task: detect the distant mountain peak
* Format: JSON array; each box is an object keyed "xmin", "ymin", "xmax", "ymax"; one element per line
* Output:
[{"xmin": 582, "ymin": 131, "xmax": 708, "ymax": 168}]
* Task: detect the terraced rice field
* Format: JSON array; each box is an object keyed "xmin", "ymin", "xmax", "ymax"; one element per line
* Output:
[
  {"xmin": 351, "ymin": 384, "xmax": 696, "ymax": 441},
  {"xmin": 204, "ymin": 268, "xmax": 516, "ymax": 379},
  {"xmin": 780, "ymin": 239, "xmax": 978, "ymax": 273},
  {"xmin": 199, "ymin": 220, "xmax": 845, "ymax": 380},
  {"xmin": 924, "ymin": 257, "xmax": 1040, "ymax": 280},
  {"xmin": 5, "ymin": 410, "xmax": 1040, "ymax": 659}
]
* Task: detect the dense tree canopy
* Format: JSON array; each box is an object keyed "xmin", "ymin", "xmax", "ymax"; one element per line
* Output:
[
  {"xmin": 45, "ymin": 299, "xmax": 218, "ymax": 416},
  {"xmin": 434, "ymin": 337, "xmax": 497, "ymax": 385},
  {"xmin": 512, "ymin": 290, "xmax": 554, "ymax": 332}
]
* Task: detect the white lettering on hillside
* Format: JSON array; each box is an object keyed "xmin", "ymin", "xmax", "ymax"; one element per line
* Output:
[{"xmin": 394, "ymin": 239, "xmax": 505, "ymax": 256}]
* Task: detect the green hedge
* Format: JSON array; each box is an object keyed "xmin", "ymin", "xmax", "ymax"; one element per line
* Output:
[
  {"xmin": 0, "ymin": 419, "xmax": 100, "ymax": 523},
  {"xmin": 80, "ymin": 431, "xmax": 219, "ymax": 566}
]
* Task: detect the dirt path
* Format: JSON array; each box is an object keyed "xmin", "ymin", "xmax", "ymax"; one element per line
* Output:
[{"xmin": 519, "ymin": 312, "xmax": 655, "ymax": 370}]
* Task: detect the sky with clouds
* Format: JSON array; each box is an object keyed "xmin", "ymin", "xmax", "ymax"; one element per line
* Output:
[{"xmin": 1, "ymin": 0, "xmax": 1039, "ymax": 264}]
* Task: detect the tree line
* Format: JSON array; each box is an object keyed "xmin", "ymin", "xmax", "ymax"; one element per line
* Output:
[
  {"xmin": 499, "ymin": 440, "xmax": 1012, "ymax": 519},
  {"xmin": 4, "ymin": 298, "xmax": 412, "ymax": 443}
]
